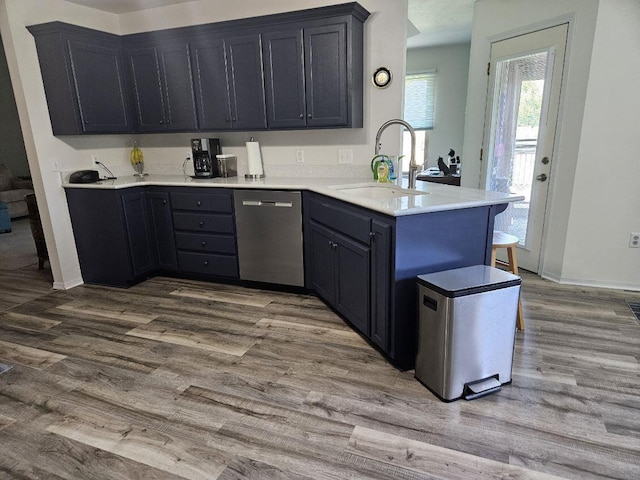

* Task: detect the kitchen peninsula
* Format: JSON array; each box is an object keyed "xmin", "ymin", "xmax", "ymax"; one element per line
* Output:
[{"xmin": 64, "ymin": 176, "xmax": 521, "ymax": 370}]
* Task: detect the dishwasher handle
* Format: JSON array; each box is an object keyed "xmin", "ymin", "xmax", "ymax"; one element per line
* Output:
[{"xmin": 241, "ymin": 200, "xmax": 293, "ymax": 208}]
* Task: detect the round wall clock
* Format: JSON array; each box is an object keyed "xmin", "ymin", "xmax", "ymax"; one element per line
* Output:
[{"xmin": 372, "ymin": 67, "xmax": 392, "ymax": 88}]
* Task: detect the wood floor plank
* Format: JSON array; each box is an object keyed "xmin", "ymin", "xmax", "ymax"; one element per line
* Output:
[
  {"xmin": 347, "ymin": 425, "xmax": 562, "ymax": 479},
  {"xmin": 0, "ymin": 311, "xmax": 60, "ymax": 332},
  {"xmin": 126, "ymin": 321, "xmax": 261, "ymax": 356},
  {"xmin": 170, "ymin": 287, "xmax": 274, "ymax": 307},
  {"xmin": 0, "ymin": 339, "xmax": 66, "ymax": 370},
  {"xmin": 55, "ymin": 302, "xmax": 160, "ymax": 324}
]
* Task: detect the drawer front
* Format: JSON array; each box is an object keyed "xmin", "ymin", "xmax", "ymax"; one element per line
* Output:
[
  {"xmin": 175, "ymin": 232, "xmax": 236, "ymax": 254},
  {"xmin": 307, "ymin": 195, "xmax": 371, "ymax": 244},
  {"xmin": 178, "ymin": 251, "xmax": 238, "ymax": 278},
  {"xmin": 173, "ymin": 212, "xmax": 235, "ymax": 234},
  {"xmin": 171, "ymin": 191, "xmax": 233, "ymax": 213}
]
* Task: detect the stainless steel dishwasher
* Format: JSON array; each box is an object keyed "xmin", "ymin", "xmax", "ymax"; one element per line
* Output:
[{"xmin": 233, "ymin": 190, "xmax": 304, "ymax": 287}]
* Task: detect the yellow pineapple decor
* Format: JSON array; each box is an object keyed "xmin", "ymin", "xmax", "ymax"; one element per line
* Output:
[{"xmin": 130, "ymin": 141, "xmax": 145, "ymax": 176}]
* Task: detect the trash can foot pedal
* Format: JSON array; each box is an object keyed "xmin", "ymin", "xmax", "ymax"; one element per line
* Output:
[{"xmin": 463, "ymin": 376, "xmax": 501, "ymax": 400}]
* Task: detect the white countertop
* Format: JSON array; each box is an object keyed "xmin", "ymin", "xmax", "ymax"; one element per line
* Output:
[{"xmin": 62, "ymin": 174, "xmax": 523, "ymax": 217}]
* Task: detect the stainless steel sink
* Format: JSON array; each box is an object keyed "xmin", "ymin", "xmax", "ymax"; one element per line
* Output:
[{"xmin": 334, "ymin": 184, "xmax": 428, "ymax": 200}]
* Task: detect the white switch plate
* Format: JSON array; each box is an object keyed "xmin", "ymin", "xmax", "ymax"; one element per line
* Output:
[
  {"xmin": 338, "ymin": 149, "xmax": 353, "ymax": 164},
  {"xmin": 296, "ymin": 150, "xmax": 305, "ymax": 164}
]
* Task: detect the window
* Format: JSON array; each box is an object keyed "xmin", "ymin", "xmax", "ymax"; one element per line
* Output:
[
  {"xmin": 404, "ymin": 72, "xmax": 435, "ymax": 130},
  {"xmin": 401, "ymin": 71, "xmax": 435, "ymax": 172}
]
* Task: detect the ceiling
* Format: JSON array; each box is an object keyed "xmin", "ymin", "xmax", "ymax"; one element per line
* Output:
[{"xmin": 66, "ymin": 0, "xmax": 474, "ymax": 48}]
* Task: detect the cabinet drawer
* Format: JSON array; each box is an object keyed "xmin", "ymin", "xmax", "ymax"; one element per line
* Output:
[
  {"xmin": 171, "ymin": 191, "xmax": 233, "ymax": 212},
  {"xmin": 307, "ymin": 195, "xmax": 371, "ymax": 244},
  {"xmin": 173, "ymin": 212, "xmax": 234, "ymax": 234},
  {"xmin": 178, "ymin": 251, "xmax": 238, "ymax": 278},
  {"xmin": 175, "ymin": 232, "xmax": 236, "ymax": 254}
]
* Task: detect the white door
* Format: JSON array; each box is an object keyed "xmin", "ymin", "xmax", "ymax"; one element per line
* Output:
[{"xmin": 481, "ymin": 24, "xmax": 568, "ymax": 272}]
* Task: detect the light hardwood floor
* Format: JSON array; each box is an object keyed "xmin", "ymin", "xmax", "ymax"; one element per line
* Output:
[{"xmin": 0, "ymin": 267, "xmax": 639, "ymax": 479}]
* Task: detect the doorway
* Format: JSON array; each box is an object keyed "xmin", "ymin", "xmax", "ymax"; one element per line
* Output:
[{"xmin": 481, "ymin": 24, "xmax": 568, "ymax": 272}]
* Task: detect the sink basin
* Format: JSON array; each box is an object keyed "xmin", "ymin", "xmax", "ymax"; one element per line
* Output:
[{"xmin": 335, "ymin": 184, "xmax": 427, "ymax": 200}]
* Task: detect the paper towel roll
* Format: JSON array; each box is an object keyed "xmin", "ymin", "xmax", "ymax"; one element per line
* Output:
[{"xmin": 246, "ymin": 141, "xmax": 264, "ymax": 178}]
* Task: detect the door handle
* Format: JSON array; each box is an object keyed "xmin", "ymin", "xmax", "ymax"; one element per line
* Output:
[
  {"xmin": 541, "ymin": 156, "xmax": 550, "ymax": 165},
  {"xmin": 536, "ymin": 173, "xmax": 548, "ymax": 182}
]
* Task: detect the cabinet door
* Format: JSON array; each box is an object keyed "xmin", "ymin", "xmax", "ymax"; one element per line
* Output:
[
  {"xmin": 304, "ymin": 23, "xmax": 347, "ymax": 127},
  {"xmin": 68, "ymin": 40, "xmax": 133, "ymax": 133},
  {"xmin": 65, "ymin": 189, "xmax": 134, "ymax": 287},
  {"xmin": 147, "ymin": 191, "xmax": 178, "ymax": 271},
  {"xmin": 129, "ymin": 47, "xmax": 166, "ymax": 131},
  {"xmin": 370, "ymin": 220, "xmax": 392, "ymax": 350},
  {"xmin": 121, "ymin": 191, "xmax": 157, "ymax": 277},
  {"xmin": 225, "ymin": 34, "xmax": 267, "ymax": 130},
  {"xmin": 262, "ymin": 29, "xmax": 306, "ymax": 128},
  {"xmin": 308, "ymin": 221, "xmax": 336, "ymax": 304},
  {"xmin": 191, "ymin": 38, "xmax": 233, "ymax": 130},
  {"xmin": 157, "ymin": 43, "xmax": 198, "ymax": 131},
  {"xmin": 335, "ymin": 232, "xmax": 370, "ymax": 335}
]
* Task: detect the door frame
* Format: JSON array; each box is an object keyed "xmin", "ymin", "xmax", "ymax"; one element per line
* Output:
[{"xmin": 479, "ymin": 17, "xmax": 574, "ymax": 273}]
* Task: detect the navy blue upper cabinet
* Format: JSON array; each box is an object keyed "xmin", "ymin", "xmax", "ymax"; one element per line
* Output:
[
  {"xmin": 30, "ymin": 3, "xmax": 369, "ymax": 135},
  {"xmin": 304, "ymin": 23, "xmax": 348, "ymax": 127},
  {"xmin": 192, "ymin": 34, "xmax": 267, "ymax": 131},
  {"xmin": 128, "ymin": 42, "xmax": 198, "ymax": 132},
  {"xmin": 262, "ymin": 29, "xmax": 307, "ymax": 128},
  {"xmin": 28, "ymin": 22, "xmax": 135, "ymax": 135},
  {"xmin": 262, "ymin": 9, "xmax": 366, "ymax": 129}
]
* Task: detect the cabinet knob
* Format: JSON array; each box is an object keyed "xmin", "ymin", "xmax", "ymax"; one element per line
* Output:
[
  {"xmin": 199, "ymin": 221, "xmax": 205, "ymax": 227},
  {"xmin": 162, "ymin": 200, "xmax": 167, "ymax": 205},
  {"xmin": 159, "ymin": 119, "xmax": 164, "ymax": 124},
  {"xmin": 225, "ymin": 117, "xmax": 230, "ymax": 122},
  {"xmin": 307, "ymin": 114, "xmax": 312, "ymax": 119},
  {"xmin": 84, "ymin": 120, "xmax": 89, "ymax": 124},
  {"xmin": 299, "ymin": 114, "xmax": 304, "ymax": 119},
  {"xmin": 203, "ymin": 260, "xmax": 209, "ymax": 266},
  {"xmin": 232, "ymin": 117, "xmax": 237, "ymax": 122},
  {"xmin": 196, "ymin": 201, "xmax": 202, "ymax": 206},
  {"xmin": 201, "ymin": 241, "xmax": 207, "ymax": 247}
]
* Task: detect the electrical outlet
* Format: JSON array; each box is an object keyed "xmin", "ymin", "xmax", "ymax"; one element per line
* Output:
[
  {"xmin": 296, "ymin": 150, "xmax": 305, "ymax": 164},
  {"xmin": 630, "ymin": 233, "xmax": 640, "ymax": 248},
  {"xmin": 338, "ymin": 149, "xmax": 353, "ymax": 164}
]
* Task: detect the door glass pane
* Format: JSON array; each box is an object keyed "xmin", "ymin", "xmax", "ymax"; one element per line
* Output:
[{"xmin": 488, "ymin": 51, "xmax": 548, "ymax": 246}]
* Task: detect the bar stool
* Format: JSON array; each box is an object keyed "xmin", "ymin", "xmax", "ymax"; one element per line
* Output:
[{"xmin": 491, "ymin": 231, "xmax": 525, "ymax": 331}]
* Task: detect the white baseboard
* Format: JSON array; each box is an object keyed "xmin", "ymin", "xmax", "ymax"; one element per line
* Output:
[
  {"xmin": 53, "ymin": 277, "xmax": 84, "ymax": 290},
  {"xmin": 540, "ymin": 271, "xmax": 640, "ymax": 292}
]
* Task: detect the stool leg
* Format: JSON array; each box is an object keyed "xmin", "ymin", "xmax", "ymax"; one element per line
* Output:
[
  {"xmin": 490, "ymin": 246, "xmax": 497, "ymax": 268},
  {"xmin": 507, "ymin": 245, "xmax": 525, "ymax": 331}
]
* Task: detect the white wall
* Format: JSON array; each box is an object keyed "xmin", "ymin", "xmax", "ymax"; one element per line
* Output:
[
  {"xmin": 462, "ymin": 0, "xmax": 639, "ymax": 290},
  {"xmin": 406, "ymin": 43, "xmax": 470, "ymax": 167},
  {"xmin": 560, "ymin": 0, "xmax": 640, "ymax": 289},
  {"xmin": 0, "ymin": 0, "xmax": 407, "ymax": 289}
]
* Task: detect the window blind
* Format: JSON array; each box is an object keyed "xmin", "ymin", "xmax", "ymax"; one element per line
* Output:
[{"xmin": 404, "ymin": 72, "xmax": 435, "ymax": 130}]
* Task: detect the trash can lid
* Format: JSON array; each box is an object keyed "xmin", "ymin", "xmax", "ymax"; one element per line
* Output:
[{"xmin": 417, "ymin": 265, "xmax": 521, "ymax": 298}]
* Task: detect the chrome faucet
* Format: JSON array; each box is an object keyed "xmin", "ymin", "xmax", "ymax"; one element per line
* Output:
[{"xmin": 375, "ymin": 119, "xmax": 421, "ymax": 188}]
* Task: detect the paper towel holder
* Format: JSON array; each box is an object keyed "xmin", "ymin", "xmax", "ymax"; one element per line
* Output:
[{"xmin": 245, "ymin": 136, "xmax": 265, "ymax": 180}]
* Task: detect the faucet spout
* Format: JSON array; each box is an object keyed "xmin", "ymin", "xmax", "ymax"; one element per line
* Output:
[{"xmin": 375, "ymin": 119, "xmax": 420, "ymax": 188}]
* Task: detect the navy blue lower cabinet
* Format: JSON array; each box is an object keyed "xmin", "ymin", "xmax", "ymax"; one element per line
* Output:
[
  {"xmin": 65, "ymin": 187, "xmax": 157, "ymax": 287},
  {"xmin": 146, "ymin": 190, "xmax": 178, "ymax": 272},
  {"xmin": 304, "ymin": 192, "xmax": 500, "ymax": 371}
]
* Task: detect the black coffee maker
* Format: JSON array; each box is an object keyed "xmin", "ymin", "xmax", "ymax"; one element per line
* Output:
[{"xmin": 191, "ymin": 138, "xmax": 221, "ymax": 178}]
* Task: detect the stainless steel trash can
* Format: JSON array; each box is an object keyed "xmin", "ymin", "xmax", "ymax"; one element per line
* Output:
[{"xmin": 415, "ymin": 265, "xmax": 521, "ymax": 401}]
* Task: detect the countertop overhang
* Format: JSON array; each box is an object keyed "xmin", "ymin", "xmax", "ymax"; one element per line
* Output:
[{"xmin": 62, "ymin": 174, "xmax": 524, "ymax": 217}]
